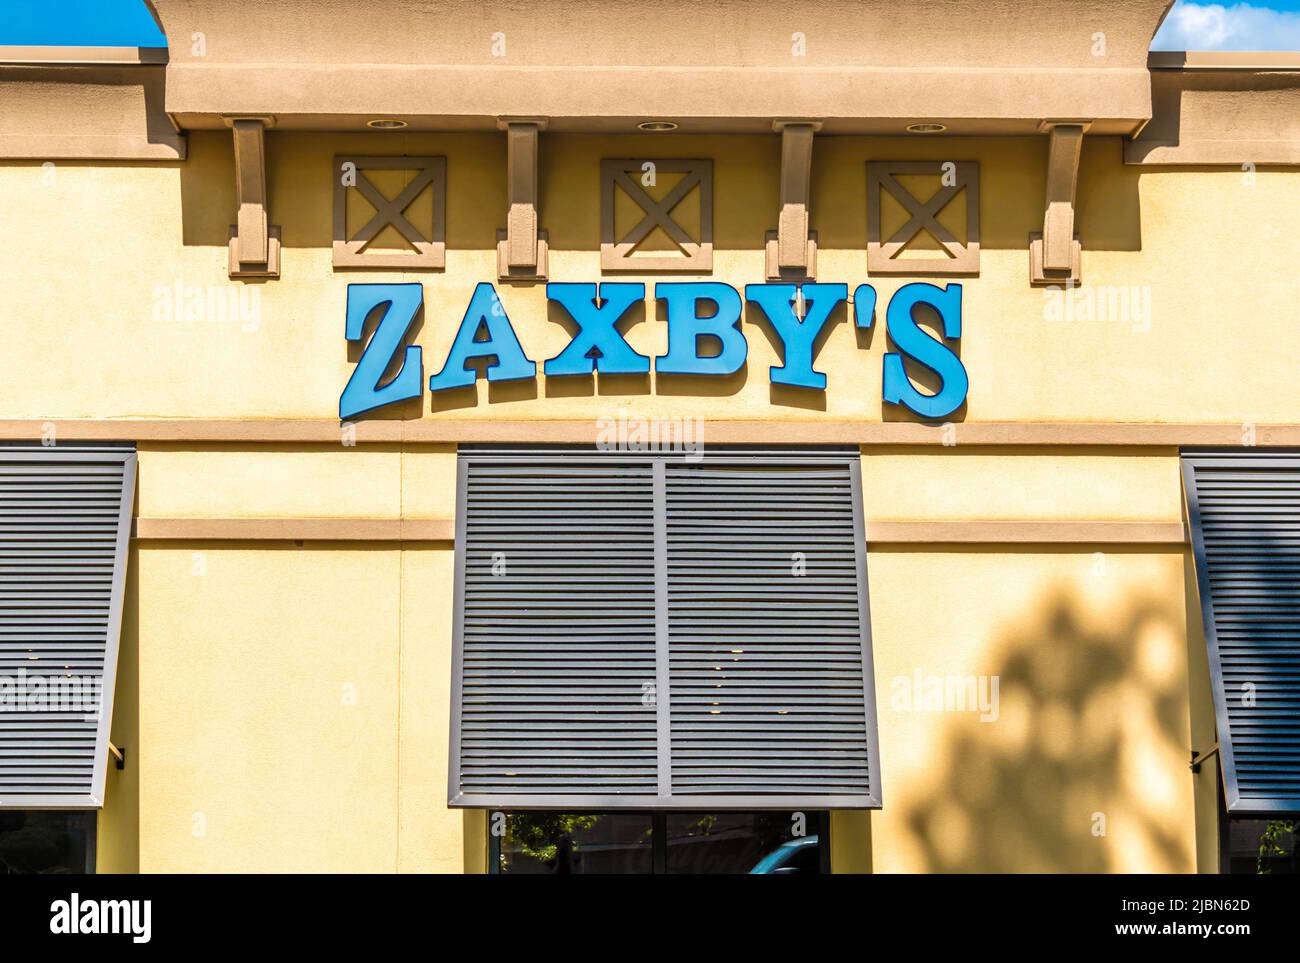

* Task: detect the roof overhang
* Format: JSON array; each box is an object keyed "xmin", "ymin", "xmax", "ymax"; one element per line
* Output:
[
  {"xmin": 1127, "ymin": 52, "xmax": 1300, "ymax": 165},
  {"xmin": 4, "ymin": 2, "xmax": 1295, "ymax": 166},
  {"xmin": 0, "ymin": 47, "xmax": 184, "ymax": 160},
  {"xmin": 151, "ymin": 0, "xmax": 1175, "ymax": 136}
]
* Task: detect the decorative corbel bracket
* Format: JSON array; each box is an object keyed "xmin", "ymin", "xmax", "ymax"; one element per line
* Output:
[
  {"xmin": 1030, "ymin": 120, "xmax": 1090, "ymax": 286},
  {"xmin": 497, "ymin": 118, "xmax": 548, "ymax": 281},
  {"xmin": 766, "ymin": 120, "xmax": 820, "ymax": 281},
  {"xmin": 224, "ymin": 115, "xmax": 280, "ymax": 279}
]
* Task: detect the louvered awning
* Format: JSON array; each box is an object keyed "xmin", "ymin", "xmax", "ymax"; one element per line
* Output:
[
  {"xmin": 449, "ymin": 446, "xmax": 881, "ymax": 809},
  {"xmin": 0, "ymin": 445, "xmax": 136, "ymax": 808},
  {"xmin": 1183, "ymin": 451, "xmax": 1300, "ymax": 815}
]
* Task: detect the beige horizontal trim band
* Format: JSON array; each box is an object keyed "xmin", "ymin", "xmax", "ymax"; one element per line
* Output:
[
  {"xmin": 134, "ymin": 517, "xmax": 454, "ymax": 541},
  {"xmin": 0, "ymin": 133, "xmax": 186, "ymax": 161},
  {"xmin": 6, "ymin": 419, "xmax": 1300, "ymax": 446},
  {"xmin": 1148, "ymin": 51, "xmax": 1300, "ymax": 71},
  {"xmin": 132, "ymin": 516, "xmax": 1184, "ymax": 545},
  {"xmin": 0, "ymin": 45, "xmax": 168, "ymax": 65},
  {"xmin": 866, "ymin": 520, "xmax": 1186, "ymax": 545},
  {"xmin": 1125, "ymin": 139, "xmax": 1300, "ymax": 167}
]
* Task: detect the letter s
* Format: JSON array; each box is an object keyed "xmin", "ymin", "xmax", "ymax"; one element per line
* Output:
[{"xmin": 882, "ymin": 282, "xmax": 968, "ymax": 419}]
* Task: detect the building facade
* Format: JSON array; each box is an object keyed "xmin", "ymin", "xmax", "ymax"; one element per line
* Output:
[{"xmin": 0, "ymin": 0, "xmax": 1297, "ymax": 873}]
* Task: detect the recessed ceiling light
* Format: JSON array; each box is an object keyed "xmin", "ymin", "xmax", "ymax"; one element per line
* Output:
[
  {"xmin": 367, "ymin": 119, "xmax": 408, "ymax": 130},
  {"xmin": 637, "ymin": 120, "xmax": 679, "ymax": 132},
  {"xmin": 906, "ymin": 123, "xmax": 947, "ymax": 133}
]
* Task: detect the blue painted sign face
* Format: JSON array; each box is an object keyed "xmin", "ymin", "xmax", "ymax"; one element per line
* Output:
[{"xmin": 340, "ymin": 280, "xmax": 967, "ymax": 421}]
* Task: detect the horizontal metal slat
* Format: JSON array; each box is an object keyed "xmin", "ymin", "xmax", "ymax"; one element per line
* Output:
[
  {"xmin": 0, "ymin": 448, "xmax": 130, "ymax": 804},
  {"xmin": 1185, "ymin": 452, "xmax": 1300, "ymax": 810},
  {"xmin": 454, "ymin": 446, "xmax": 876, "ymax": 806}
]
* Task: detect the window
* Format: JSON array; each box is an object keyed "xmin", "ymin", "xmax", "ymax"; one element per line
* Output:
[
  {"xmin": 449, "ymin": 446, "xmax": 881, "ymax": 810},
  {"xmin": 1225, "ymin": 818, "xmax": 1297, "ymax": 875},
  {"xmin": 0, "ymin": 811, "xmax": 95, "ymax": 874},
  {"xmin": 666, "ymin": 811, "xmax": 826, "ymax": 875},
  {"xmin": 1182, "ymin": 451, "xmax": 1300, "ymax": 815},
  {"xmin": 491, "ymin": 811, "xmax": 827, "ymax": 874}
]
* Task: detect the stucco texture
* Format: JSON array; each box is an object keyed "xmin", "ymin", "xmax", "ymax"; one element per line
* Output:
[
  {"xmin": 106, "ymin": 544, "xmax": 464, "ymax": 872},
  {"xmin": 0, "ymin": 132, "xmax": 1296, "ymax": 424},
  {"xmin": 1, "ymin": 128, "xmax": 1265, "ymax": 871}
]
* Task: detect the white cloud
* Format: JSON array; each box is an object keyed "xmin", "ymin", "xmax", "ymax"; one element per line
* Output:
[{"xmin": 1152, "ymin": 1, "xmax": 1300, "ymax": 50}]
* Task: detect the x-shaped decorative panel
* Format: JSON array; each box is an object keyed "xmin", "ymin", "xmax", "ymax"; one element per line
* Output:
[
  {"xmin": 333, "ymin": 156, "xmax": 446, "ymax": 269},
  {"xmin": 601, "ymin": 159, "xmax": 712, "ymax": 272},
  {"xmin": 867, "ymin": 161, "xmax": 979, "ymax": 275}
]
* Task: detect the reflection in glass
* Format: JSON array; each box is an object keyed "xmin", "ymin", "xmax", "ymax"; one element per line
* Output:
[
  {"xmin": 0, "ymin": 812, "xmax": 94, "ymax": 874},
  {"xmin": 492, "ymin": 810, "xmax": 826, "ymax": 874},
  {"xmin": 1229, "ymin": 818, "xmax": 1296, "ymax": 874},
  {"xmin": 668, "ymin": 811, "xmax": 822, "ymax": 874},
  {"xmin": 498, "ymin": 813, "xmax": 653, "ymax": 874}
]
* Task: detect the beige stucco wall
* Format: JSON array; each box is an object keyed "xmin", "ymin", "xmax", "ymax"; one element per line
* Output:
[{"xmin": 3, "ymin": 128, "xmax": 1281, "ymax": 871}]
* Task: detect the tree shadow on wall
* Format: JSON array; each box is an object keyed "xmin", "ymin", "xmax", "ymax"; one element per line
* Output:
[{"xmin": 902, "ymin": 586, "xmax": 1192, "ymax": 873}]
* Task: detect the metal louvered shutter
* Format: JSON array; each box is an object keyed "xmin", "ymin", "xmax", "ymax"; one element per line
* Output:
[
  {"xmin": 0, "ymin": 445, "xmax": 136, "ymax": 809},
  {"xmin": 1183, "ymin": 451, "xmax": 1300, "ymax": 814},
  {"xmin": 449, "ymin": 446, "xmax": 881, "ymax": 810},
  {"xmin": 453, "ymin": 452, "xmax": 658, "ymax": 802},
  {"xmin": 666, "ymin": 455, "xmax": 874, "ymax": 800}
]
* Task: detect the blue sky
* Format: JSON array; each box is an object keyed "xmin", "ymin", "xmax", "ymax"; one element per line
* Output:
[
  {"xmin": 1, "ymin": 0, "xmax": 165, "ymax": 46},
  {"xmin": 1153, "ymin": 0, "xmax": 1300, "ymax": 49},
  {"xmin": 1, "ymin": 0, "xmax": 1297, "ymax": 50}
]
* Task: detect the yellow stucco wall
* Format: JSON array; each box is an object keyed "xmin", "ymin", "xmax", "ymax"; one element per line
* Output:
[
  {"xmin": 1, "ymin": 132, "xmax": 1297, "ymax": 424},
  {"xmin": 90, "ymin": 442, "xmax": 1208, "ymax": 873},
  {"xmin": 857, "ymin": 447, "xmax": 1184, "ymax": 522},
  {"xmin": 113, "ymin": 543, "xmax": 462, "ymax": 872},
  {"xmin": 867, "ymin": 549, "xmax": 1194, "ymax": 872},
  {"xmin": 3, "ymin": 129, "xmax": 1269, "ymax": 872},
  {"xmin": 135, "ymin": 444, "xmax": 457, "ymax": 519},
  {"xmin": 98, "ymin": 549, "xmax": 140, "ymax": 873},
  {"xmin": 101, "ymin": 534, "xmax": 1205, "ymax": 873}
]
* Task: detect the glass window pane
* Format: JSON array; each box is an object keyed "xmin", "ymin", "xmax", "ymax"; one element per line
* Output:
[
  {"xmin": 498, "ymin": 813, "xmax": 653, "ymax": 874},
  {"xmin": 1228, "ymin": 818, "xmax": 1297, "ymax": 875},
  {"xmin": 0, "ymin": 811, "xmax": 95, "ymax": 874},
  {"xmin": 667, "ymin": 812, "xmax": 823, "ymax": 875}
]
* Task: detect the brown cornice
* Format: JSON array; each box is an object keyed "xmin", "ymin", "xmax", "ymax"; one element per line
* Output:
[
  {"xmin": 1128, "ymin": 54, "xmax": 1300, "ymax": 165},
  {"xmin": 0, "ymin": 61, "xmax": 185, "ymax": 160},
  {"xmin": 1148, "ymin": 51, "xmax": 1300, "ymax": 71},
  {"xmin": 0, "ymin": 45, "xmax": 168, "ymax": 65}
]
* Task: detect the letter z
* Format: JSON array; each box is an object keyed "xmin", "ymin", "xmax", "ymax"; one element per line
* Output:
[{"xmin": 340, "ymin": 283, "xmax": 423, "ymax": 419}]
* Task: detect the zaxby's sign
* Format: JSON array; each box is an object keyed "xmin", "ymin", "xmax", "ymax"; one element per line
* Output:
[{"xmin": 340, "ymin": 280, "xmax": 967, "ymax": 421}]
